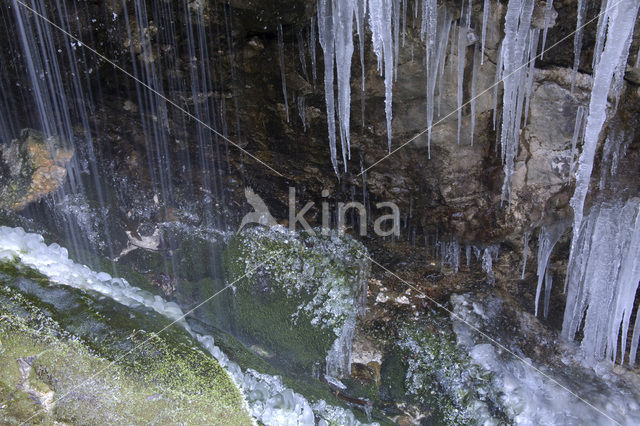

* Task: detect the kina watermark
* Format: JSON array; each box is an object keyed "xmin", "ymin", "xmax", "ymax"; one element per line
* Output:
[{"xmin": 238, "ymin": 187, "xmax": 400, "ymax": 237}]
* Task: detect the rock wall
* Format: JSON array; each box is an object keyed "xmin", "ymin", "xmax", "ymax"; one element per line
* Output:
[{"xmin": 0, "ymin": 0, "xmax": 639, "ymax": 325}]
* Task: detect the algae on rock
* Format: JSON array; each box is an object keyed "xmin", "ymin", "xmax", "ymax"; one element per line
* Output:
[{"xmin": 0, "ymin": 260, "xmax": 251, "ymax": 425}]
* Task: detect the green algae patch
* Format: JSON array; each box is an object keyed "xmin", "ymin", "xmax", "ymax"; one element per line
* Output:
[
  {"xmin": 0, "ymin": 262, "xmax": 251, "ymax": 425},
  {"xmin": 222, "ymin": 226, "xmax": 370, "ymax": 374}
]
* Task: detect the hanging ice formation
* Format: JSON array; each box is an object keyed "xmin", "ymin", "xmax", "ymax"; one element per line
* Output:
[
  {"xmin": 440, "ymin": 239, "xmax": 461, "ymax": 273},
  {"xmin": 498, "ymin": 0, "xmax": 535, "ymax": 205},
  {"xmin": 277, "ymin": 24, "xmax": 290, "ymax": 122},
  {"xmin": 562, "ymin": 0, "xmax": 640, "ymax": 366},
  {"xmin": 570, "ymin": 0, "xmax": 587, "ymax": 93},
  {"xmin": 598, "ymin": 121, "xmax": 632, "ymax": 191},
  {"xmin": 480, "ymin": 0, "xmax": 490, "ymax": 65},
  {"xmin": 482, "ymin": 245, "xmax": 499, "ymax": 285},
  {"xmin": 562, "ymin": 200, "xmax": 640, "ymax": 366},
  {"xmin": 534, "ymin": 223, "xmax": 566, "ymax": 318},
  {"xmin": 425, "ymin": 4, "xmax": 451, "ymax": 157},
  {"xmin": 521, "ymin": 231, "xmax": 530, "ymax": 279},
  {"xmin": 568, "ymin": 105, "xmax": 586, "ymax": 181},
  {"xmin": 470, "ymin": 43, "xmax": 480, "ymax": 146},
  {"xmin": 317, "ymin": 0, "xmax": 402, "ymax": 175},
  {"xmin": 368, "ymin": 0, "xmax": 395, "ymax": 153},
  {"xmin": 539, "ymin": 0, "xmax": 553, "ymax": 60},
  {"xmin": 568, "ymin": 0, "xmax": 639, "ymax": 258},
  {"xmin": 317, "ymin": 0, "xmax": 339, "ymax": 174}
]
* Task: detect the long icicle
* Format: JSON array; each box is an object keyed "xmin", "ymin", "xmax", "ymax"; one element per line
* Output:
[
  {"xmin": 571, "ymin": 0, "xmax": 587, "ymax": 93},
  {"xmin": 481, "ymin": 0, "xmax": 490, "ymax": 65},
  {"xmin": 540, "ymin": 0, "xmax": 554, "ymax": 60},
  {"xmin": 317, "ymin": 0, "xmax": 338, "ymax": 175}
]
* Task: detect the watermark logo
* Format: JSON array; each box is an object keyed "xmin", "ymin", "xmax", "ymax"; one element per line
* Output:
[{"xmin": 238, "ymin": 187, "xmax": 400, "ymax": 237}]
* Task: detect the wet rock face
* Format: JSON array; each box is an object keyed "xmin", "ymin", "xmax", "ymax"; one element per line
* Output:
[
  {"xmin": 0, "ymin": 129, "xmax": 73, "ymax": 211},
  {"xmin": 1, "ymin": 0, "xmax": 637, "ymax": 251}
]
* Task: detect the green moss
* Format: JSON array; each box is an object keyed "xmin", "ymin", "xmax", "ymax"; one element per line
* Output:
[
  {"xmin": 379, "ymin": 349, "xmax": 407, "ymax": 403},
  {"xmin": 174, "ymin": 277, "xmax": 231, "ymax": 330},
  {"xmin": 0, "ymin": 261, "xmax": 252, "ymax": 425},
  {"xmin": 171, "ymin": 233, "xmax": 225, "ymax": 282},
  {"xmin": 222, "ymin": 227, "xmax": 369, "ymax": 374}
]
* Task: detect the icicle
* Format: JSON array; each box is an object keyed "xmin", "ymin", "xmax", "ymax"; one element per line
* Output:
[
  {"xmin": 571, "ymin": 0, "xmax": 587, "ymax": 93},
  {"xmin": 492, "ymin": 42, "xmax": 503, "ymax": 131},
  {"xmin": 435, "ymin": 23, "xmax": 450, "ymax": 119},
  {"xmin": 599, "ymin": 123, "xmax": 630, "ymax": 191},
  {"xmin": 612, "ymin": 29, "xmax": 635, "ymax": 111},
  {"xmin": 470, "ymin": 43, "xmax": 480, "ymax": 146},
  {"xmin": 368, "ymin": 0, "xmax": 395, "ymax": 152},
  {"xmin": 449, "ymin": 22, "xmax": 457, "ymax": 75},
  {"xmin": 568, "ymin": 105, "xmax": 586, "ymax": 181},
  {"xmin": 456, "ymin": 12, "xmax": 467, "ymax": 146},
  {"xmin": 440, "ymin": 239, "xmax": 460, "ymax": 273},
  {"xmin": 310, "ymin": 16, "xmax": 318, "ymax": 85},
  {"xmin": 466, "ymin": 245, "xmax": 472, "ymax": 267},
  {"xmin": 297, "ymin": 30, "xmax": 310, "ymax": 82},
  {"xmin": 355, "ymin": 0, "xmax": 366, "ymax": 92},
  {"xmin": 563, "ymin": 199, "xmax": 640, "ymax": 366},
  {"xmin": 591, "ymin": 0, "xmax": 610, "ymax": 72},
  {"xmin": 482, "ymin": 245, "xmax": 499, "ymax": 285},
  {"xmin": 393, "ymin": 0, "xmax": 400, "ymax": 81},
  {"xmin": 317, "ymin": 0, "xmax": 338, "ymax": 175},
  {"xmin": 333, "ymin": 0, "xmax": 357, "ymax": 168},
  {"xmin": 298, "ymin": 95, "xmax": 307, "ymax": 131},
  {"xmin": 277, "ymin": 24, "xmax": 289, "ymax": 123},
  {"xmin": 523, "ymin": 29, "xmax": 540, "ymax": 127},
  {"xmin": 499, "ymin": 0, "xmax": 535, "ymax": 205},
  {"xmin": 540, "ymin": 0, "xmax": 553, "ymax": 60},
  {"xmin": 534, "ymin": 223, "xmax": 565, "ymax": 318},
  {"xmin": 480, "ymin": 0, "xmax": 489, "ymax": 65},
  {"xmin": 521, "ymin": 231, "xmax": 530, "ymax": 279},
  {"xmin": 568, "ymin": 0, "xmax": 639, "ymax": 263},
  {"xmin": 564, "ymin": 0, "xmax": 640, "ymax": 364},
  {"xmin": 426, "ymin": 6, "xmax": 449, "ymax": 158},
  {"xmin": 401, "ymin": 0, "xmax": 407, "ymax": 46}
]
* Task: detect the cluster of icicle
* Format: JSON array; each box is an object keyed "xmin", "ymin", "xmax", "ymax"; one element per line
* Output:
[
  {"xmin": 317, "ymin": 0, "xmax": 393, "ymax": 175},
  {"xmin": 516, "ymin": 0, "xmax": 640, "ymax": 367},
  {"xmin": 497, "ymin": 0, "xmax": 542, "ymax": 205},
  {"xmin": 0, "ymin": 226, "xmax": 375, "ymax": 426},
  {"xmin": 313, "ymin": 0, "xmax": 563, "ymax": 187},
  {"xmin": 434, "ymin": 238, "xmax": 499, "ymax": 284},
  {"xmin": 315, "ymin": 0, "xmax": 497, "ymax": 174},
  {"xmin": 562, "ymin": 0, "xmax": 640, "ymax": 366}
]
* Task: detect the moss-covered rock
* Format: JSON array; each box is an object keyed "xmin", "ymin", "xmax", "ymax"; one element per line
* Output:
[
  {"xmin": 223, "ymin": 226, "xmax": 370, "ymax": 376},
  {"xmin": 395, "ymin": 313, "xmax": 507, "ymax": 425},
  {"xmin": 0, "ymin": 260, "xmax": 251, "ymax": 425}
]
